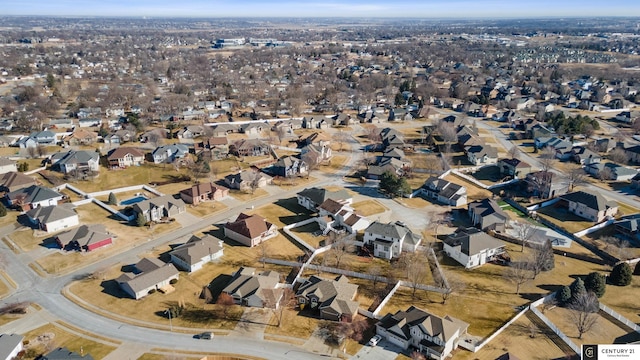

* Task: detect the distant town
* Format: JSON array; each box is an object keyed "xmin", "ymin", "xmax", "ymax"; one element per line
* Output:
[{"xmin": 0, "ymin": 15, "xmax": 639, "ymax": 360}]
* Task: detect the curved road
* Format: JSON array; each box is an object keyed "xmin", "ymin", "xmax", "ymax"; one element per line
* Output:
[{"xmin": 0, "ymin": 132, "xmax": 363, "ymax": 360}]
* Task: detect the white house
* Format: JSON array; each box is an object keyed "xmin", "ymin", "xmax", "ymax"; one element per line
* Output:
[
  {"xmin": 363, "ymin": 221, "xmax": 422, "ymax": 259},
  {"xmin": 560, "ymin": 190, "xmax": 618, "ymax": 222},
  {"xmin": 0, "ymin": 158, "xmax": 17, "ymax": 175},
  {"xmin": 26, "ymin": 205, "xmax": 79, "ymax": 233},
  {"xmin": 376, "ymin": 306, "xmax": 468, "ymax": 360},
  {"xmin": 116, "ymin": 258, "xmax": 180, "ymax": 300},
  {"xmin": 0, "ymin": 334, "xmax": 24, "ymax": 360},
  {"xmin": 465, "ymin": 144, "xmax": 498, "ymax": 166},
  {"xmin": 296, "ymin": 187, "xmax": 352, "ymax": 212},
  {"xmin": 222, "ymin": 267, "xmax": 283, "ymax": 309},
  {"xmin": 169, "ymin": 235, "xmax": 224, "ymax": 273},
  {"xmin": 152, "ymin": 144, "xmax": 189, "ymax": 164},
  {"xmin": 419, "ymin": 177, "xmax": 467, "ymax": 207},
  {"xmin": 316, "ymin": 199, "xmax": 370, "ymax": 235},
  {"xmin": 443, "ymin": 227, "xmax": 506, "ymax": 268},
  {"xmin": 50, "ymin": 150, "xmax": 100, "ymax": 174}
]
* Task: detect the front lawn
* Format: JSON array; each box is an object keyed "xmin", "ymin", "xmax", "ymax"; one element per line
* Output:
[
  {"xmin": 22, "ymin": 323, "xmax": 117, "ymax": 360},
  {"xmin": 351, "ymin": 200, "xmax": 388, "ymax": 217}
]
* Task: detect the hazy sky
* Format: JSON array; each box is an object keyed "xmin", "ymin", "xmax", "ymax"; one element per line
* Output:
[{"xmin": 4, "ymin": 0, "xmax": 640, "ymax": 18}]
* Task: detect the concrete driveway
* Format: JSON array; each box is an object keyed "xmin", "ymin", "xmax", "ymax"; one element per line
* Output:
[{"xmin": 351, "ymin": 340, "xmax": 404, "ymax": 360}]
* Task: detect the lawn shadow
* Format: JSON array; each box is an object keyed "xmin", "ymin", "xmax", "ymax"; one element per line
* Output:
[
  {"xmin": 470, "ymin": 165, "xmax": 501, "ymax": 182},
  {"xmin": 207, "ymin": 274, "xmax": 233, "ymax": 302},
  {"xmin": 100, "ymin": 279, "xmax": 129, "ymax": 299},
  {"xmin": 205, "ymin": 225, "xmax": 226, "ymax": 240},
  {"xmin": 537, "ymin": 284, "xmax": 562, "ymax": 293},
  {"xmin": 345, "ymin": 185, "xmax": 386, "ymax": 199}
]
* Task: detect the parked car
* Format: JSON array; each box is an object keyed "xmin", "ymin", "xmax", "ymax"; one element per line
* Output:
[
  {"xmin": 200, "ymin": 332, "xmax": 213, "ymax": 340},
  {"xmin": 368, "ymin": 334, "xmax": 382, "ymax": 347}
]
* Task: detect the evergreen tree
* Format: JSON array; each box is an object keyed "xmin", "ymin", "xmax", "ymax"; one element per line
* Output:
[
  {"xmin": 569, "ymin": 278, "xmax": 586, "ymax": 303},
  {"xmin": 584, "ymin": 272, "xmax": 606, "ymax": 298},
  {"xmin": 610, "ymin": 262, "xmax": 633, "ymax": 286},
  {"xmin": 108, "ymin": 192, "xmax": 118, "ymax": 205},
  {"xmin": 0, "ymin": 202, "xmax": 7, "ymax": 217},
  {"xmin": 556, "ymin": 285, "xmax": 572, "ymax": 305},
  {"xmin": 539, "ymin": 239, "xmax": 555, "ymax": 271},
  {"xmin": 136, "ymin": 213, "xmax": 147, "ymax": 227},
  {"xmin": 634, "ymin": 261, "xmax": 640, "ymax": 276},
  {"xmin": 379, "ymin": 171, "xmax": 412, "ymax": 198}
]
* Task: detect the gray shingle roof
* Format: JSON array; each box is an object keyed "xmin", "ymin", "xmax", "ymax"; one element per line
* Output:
[
  {"xmin": 560, "ymin": 190, "xmax": 617, "ymax": 211},
  {"xmin": 169, "ymin": 234, "xmax": 223, "ymax": 267},
  {"xmin": 27, "ymin": 204, "xmax": 76, "ymax": 224}
]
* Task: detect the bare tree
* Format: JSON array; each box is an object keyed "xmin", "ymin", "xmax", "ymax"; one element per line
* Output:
[
  {"xmin": 36, "ymin": 144, "xmax": 47, "ymax": 158},
  {"xmin": 507, "ymin": 145, "xmax": 521, "ymax": 159},
  {"xmin": 266, "ymin": 288, "xmax": 295, "ymax": 327},
  {"xmin": 437, "ymin": 121, "xmax": 457, "ymax": 152},
  {"xmin": 435, "ymin": 272, "xmax": 465, "ymax": 305},
  {"xmin": 598, "ymin": 166, "xmax": 614, "ymax": 181},
  {"xmin": 529, "ymin": 240, "xmax": 555, "ymax": 279},
  {"xmin": 515, "ymin": 221, "xmax": 536, "ymax": 252},
  {"xmin": 259, "ymin": 241, "xmax": 270, "ymax": 268},
  {"xmin": 216, "ymin": 293, "xmax": 236, "ymax": 318},
  {"xmin": 608, "ymin": 147, "xmax": 629, "ymax": 165},
  {"xmin": 602, "ymin": 236, "xmax": 630, "ymax": 260},
  {"xmin": 538, "ymin": 147, "xmax": 556, "ymax": 173},
  {"xmin": 504, "ymin": 261, "xmax": 531, "ymax": 295},
  {"xmin": 26, "ymin": 146, "xmax": 37, "ymax": 159},
  {"xmin": 332, "ymin": 131, "xmax": 350, "ymax": 152},
  {"xmin": 329, "ymin": 236, "xmax": 352, "ymax": 269},
  {"xmin": 568, "ymin": 292, "xmax": 599, "ymax": 339},
  {"xmin": 567, "ymin": 165, "xmax": 587, "ymax": 191},
  {"xmin": 369, "ymin": 265, "xmax": 383, "ymax": 291}
]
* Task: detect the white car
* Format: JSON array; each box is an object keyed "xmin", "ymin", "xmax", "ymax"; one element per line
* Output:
[{"xmin": 368, "ymin": 334, "xmax": 382, "ymax": 347}]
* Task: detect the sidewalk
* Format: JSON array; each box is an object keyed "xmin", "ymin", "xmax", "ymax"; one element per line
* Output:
[{"xmin": 102, "ymin": 342, "xmax": 150, "ymax": 360}]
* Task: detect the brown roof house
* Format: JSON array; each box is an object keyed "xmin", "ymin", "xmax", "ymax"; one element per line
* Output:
[
  {"xmin": 222, "ymin": 267, "xmax": 283, "ymax": 308},
  {"xmin": 560, "ymin": 190, "xmax": 618, "ymax": 222},
  {"xmin": 107, "ymin": 147, "xmax": 145, "ymax": 168},
  {"xmin": 169, "ymin": 234, "xmax": 224, "ymax": 273},
  {"xmin": 468, "ymin": 198, "xmax": 508, "ymax": 232},
  {"xmin": 224, "ymin": 213, "xmax": 278, "ymax": 247},
  {"xmin": 55, "ymin": 224, "xmax": 113, "ymax": 252},
  {"xmin": 116, "ymin": 257, "xmax": 179, "ymax": 300},
  {"xmin": 63, "ymin": 129, "xmax": 98, "ymax": 146},
  {"xmin": 296, "ymin": 275, "xmax": 359, "ymax": 322},
  {"xmin": 443, "ymin": 227, "xmax": 506, "ymax": 268},
  {"xmin": 376, "ymin": 306, "xmax": 468, "ymax": 360},
  {"xmin": 224, "ymin": 169, "xmax": 272, "ymax": 192},
  {"xmin": 296, "ymin": 187, "xmax": 352, "ymax": 212},
  {"xmin": 132, "ymin": 195, "xmax": 186, "ymax": 223},
  {"xmin": 179, "ymin": 182, "xmax": 229, "ymax": 205},
  {"xmin": 0, "ymin": 171, "xmax": 37, "ymax": 192}
]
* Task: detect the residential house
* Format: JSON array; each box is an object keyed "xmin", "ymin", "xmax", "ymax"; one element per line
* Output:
[
  {"xmin": 0, "ymin": 334, "xmax": 24, "ymax": 360},
  {"xmin": 465, "ymin": 145, "xmax": 498, "ymax": 166},
  {"xmin": 241, "ymin": 123, "xmax": 264, "ymax": 136},
  {"xmin": 78, "ymin": 118, "xmax": 102, "ymax": 128},
  {"xmin": 224, "ymin": 170, "xmax": 272, "ymax": 192},
  {"xmin": 271, "ymin": 156, "xmax": 308, "ymax": 177},
  {"xmin": 615, "ymin": 218, "xmax": 640, "ymax": 237},
  {"xmin": 179, "ymin": 182, "xmax": 229, "ymax": 205},
  {"xmin": 169, "ymin": 234, "xmax": 224, "ymax": 272},
  {"xmin": 366, "ymin": 156, "xmax": 411, "ymax": 180},
  {"xmin": 296, "ymin": 275, "xmax": 359, "ymax": 322},
  {"xmin": 0, "ymin": 119, "xmax": 14, "ymax": 131},
  {"xmin": 5, "ymin": 185, "xmax": 64, "ymax": 210},
  {"xmin": 363, "ymin": 221, "xmax": 422, "ymax": 259},
  {"xmin": 176, "ymin": 125, "xmax": 205, "ymax": 139},
  {"xmin": 231, "ymin": 139, "xmax": 270, "ymax": 157},
  {"xmin": 0, "ymin": 136, "xmax": 16, "ymax": 148},
  {"xmin": 116, "ymin": 257, "xmax": 179, "ymax": 300},
  {"xmin": 55, "ymin": 224, "xmax": 113, "ymax": 252},
  {"xmin": 132, "ymin": 195, "xmax": 186, "ymax": 222},
  {"xmin": 193, "ymin": 137, "xmax": 228, "ymax": 160},
  {"xmin": 0, "ymin": 158, "xmax": 17, "ymax": 175},
  {"xmin": 468, "ymin": 198, "xmax": 508, "ymax": 232},
  {"xmin": 63, "ymin": 129, "xmax": 98, "ymax": 146},
  {"xmin": 0, "ymin": 172, "xmax": 37, "ymax": 192},
  {"xmin": 623, "ymin": 144, "xmax": 640, "ymax": 164},
  {"xmin": 104, "ymin": 129, "xmax": 136, "ymax": 145},
  {"xmin": 498, "ymin": 158, "xmax": 532, "ymax": 178},
  {"xmin": 106, "ymin": 147, "xmax": 145, "ymax": 168},
  {"xmin": 152, "ymin": 144, "xmax": 189, "ymax": 164},
  {"xmin": 560, "ymin": 190, "xmax": 618, "ymax": 222},
  {"xmin": 140, "ymin": 128, "xmax": 169, "ymax": 143},
  {"xmin": 376, "ymin": 306, "xmax": 468, "ymax": 360},
  {"xmin": 17, "ymin": 130, "xmax": 56, "ymax": 148},
  {"xmin": 296, "ymin": 187, "xmax": 352, "ymax": 212},
  {"xmin": 42, "ymin": 347, "xmax": 95, "ymax": 360},
  {"xmin": 572, "ymin": 147, "xmax": 601, "ymax": 166},
  {"xmin": 211, "ymin": 123, "xmax": 239, "ymax": 137},
  {"xmin": 316, "ymin": 198, "xmax": 370, "ymax": 234},
  {"xmin": 585, "ymin": 162, "xmax": 637, "ymax": 181},
  {"xmin": 443, "ymin": 227, "xmax": 506, "ymax": 268},
  {"xmin": 77, "ymin": 107, "xmax": 101, "ymax": 119},
  {"xmin": 302, "ymin": 116, "xmax": 326, "ymax": 129},
  {"xmin": 50, "ymin": 150, "xmax": 100, "ymax": 174},
  {"xmin": 222, "ymin": 267, "xmax": 283, "ymax": 308},
  {"xmin": 524, "ymin": 171, "xmax": 568, "ymax": 199},
  {"xmin": 378, "ymin": 128, "xmax": 406, "ymax": 151},
  {"xmin": 27, "ymin": 204, "xmax": 78, "ymax": 233},
  {"xmin": 224, "ymin": 213, "xmax": 278, "ymax": 247},
  {"xmin": 49, "ymin": 118, "xmax": 75, "ymax": 129},
  {"xmin": 419, "ymin": 177, "xmax": 467, "ymax": 207}
]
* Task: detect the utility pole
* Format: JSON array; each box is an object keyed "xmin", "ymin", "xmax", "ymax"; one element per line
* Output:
[{"xmin": 165, "ymin": 308, "xmax": 173, "ymax": 332}]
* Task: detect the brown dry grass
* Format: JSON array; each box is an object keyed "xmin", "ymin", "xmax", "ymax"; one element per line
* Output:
[
  {"xmin": 600, "ymin": 275, "xmax": 640, "ymax": 325},
  {"xmin": 536, "ymin": 205, "xmax": 595, "ymax": 233},
  {"xmin": 265, "ymin": 308, "xmax": 319, "ymax": 340},
  {"xmin": 9, "ymin": 228, "xmax": 49, "ymax": 252},
  {"xmin": 442, "ymin": 174, "xmax": 493, "ymax": 201},
  {"xmin": 351, "ymin": 200, "xmax": 388, "ymax": 217},
  {"xmin": 453, "ymin": 312, "xmax": 571, "ymax": 360},
  {"xmin": 320, "ymin": 155, "xmax": 348, "ymax": 174},
  {"xmin": 383, "ymin": 242, "xmax": 610, "ymax": 338},
  {"xmin": 228, "ymin": 188, "xmax": 268, "ymax": 202},
  {"xmin": 394, "ymin": 197, "xmax": 433, "ymax": 209},
  {"xmin": 544, "ymin": 306, "xmax": 640, "ymax": 347},
  {"xmin": 22, "ymin": 323, "xmax": 117, "ymax": 360},
  {"xmin": 187, "ymin": 201, "xmax": 228, "ymax": 218},
  {"xmin": 290, "ymin": 221, "xmax": 324, "ymax": 249},
  {"xmin": 244, "ymin": 198, "xmax": 312, "ymax": 228}
]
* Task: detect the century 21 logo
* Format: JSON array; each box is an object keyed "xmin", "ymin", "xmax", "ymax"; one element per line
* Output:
[{"xmin": 583, "ymin": 345, "xmax": 597, "ymax": 359}]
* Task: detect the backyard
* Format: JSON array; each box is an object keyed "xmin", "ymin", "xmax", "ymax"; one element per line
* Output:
[{"xmin": 22, "ymin": 323, "xmax": 117, "ymax": 360}]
